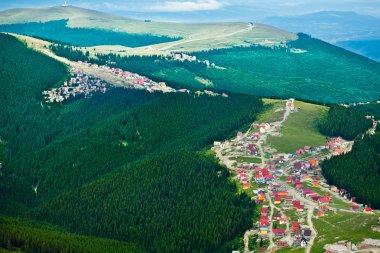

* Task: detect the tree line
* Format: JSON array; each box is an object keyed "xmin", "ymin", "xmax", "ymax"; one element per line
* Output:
[
  {"xmin": 321, "ymin": 129, "xmax": 380, "ymax": 208},
  {"xmin": 318, "ymin": 105, "xmax": 373, "ymax": 140}
]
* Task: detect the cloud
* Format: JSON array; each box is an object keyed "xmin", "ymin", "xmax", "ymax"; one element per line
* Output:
[
  {"xmin": 150, "ymin": 0, "xmax": 223, "ymax": 12},
  {"xmin": 104, "ymin": 0, "xmax": 223, "ymax": 12}
]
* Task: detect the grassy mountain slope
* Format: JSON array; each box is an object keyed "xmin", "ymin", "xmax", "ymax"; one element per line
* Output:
[
  {"xmin": 0, "ymin": 19, "xmax": 179, "ymax": 47},
  {"xmin": 263, "ymin": 11, "xmax": 380, "ymax": 61},
  {"xmin": 0, "ymin": 6, "xmax": 296, "ymax": 52},
  {"xmin": 336, "ymin": 39, "xmax": 380, "ymax": 62},
  {"xmin": 55, "ymin": 33, "xmax": 380, "ymax": 103}
]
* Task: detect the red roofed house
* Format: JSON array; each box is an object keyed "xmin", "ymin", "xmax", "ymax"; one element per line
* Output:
[
  {"xmin": 351, "ymin": 205, "xmax": 360, "ymax": 211},
  {"xmin": 292, "ymin": 222, "xmax": 300, "ymax": 232},
  {"xmin": 273, "ymin": 229, "xmax": 286, "ymax": 237},
  {"xmin": 293, "ymin": 200, "xmax": 301, "ymax": 207},
  {"xmin": 260, "ymin": 217, "xmax": 269, "ymax": 226},
  {"xmin": 297, "ymin": 205, "xmax": 305, "ymax": 212},
  {"xmin": 364, "ymin": 207, "xmax": 373, "ymax": 214},
  {"xmin": 318, "ymin": 197, "xmax": 330, "ymax": 204},
  {"xmin": 274, "ymin": 197, "xmax": 281, "ymax": 204},
  {"xmin": 277, "ymin": 191, "xmax": 288, "ymax": 197}
]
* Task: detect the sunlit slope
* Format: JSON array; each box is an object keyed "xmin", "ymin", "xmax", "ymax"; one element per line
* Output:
[{"xmin": 0, "ymin": 6, "xmax": 297, "ymax": 52}]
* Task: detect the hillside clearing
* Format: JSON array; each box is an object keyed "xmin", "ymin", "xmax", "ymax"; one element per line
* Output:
[
  {"xmin": 267, "ymin": 101, "xmax": 328, "ymax": 153},
  {"xmin": 256, "ymin": 99, "xmax": 286, "ymax": 124},
  {"xmin": 311, "ymin": 212, "xmax": 380, "ymax": 253}
]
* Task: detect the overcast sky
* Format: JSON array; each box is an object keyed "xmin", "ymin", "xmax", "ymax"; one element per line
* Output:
[{"xmin": 1, "ymin": 0, "xmax": 380, "ymax": 20}]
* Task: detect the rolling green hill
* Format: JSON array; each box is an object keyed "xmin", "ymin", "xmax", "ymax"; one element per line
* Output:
[
  {"xmin": 0, "ymin": 6, "xmax": 296, "ymax": 53},
  {"xmin": 50, "ymin": 33, "xmax": 380, "ymax": 103},
  {"xmin": 0, "ymin": 19, "xmax": 179, "ymax": 47}
]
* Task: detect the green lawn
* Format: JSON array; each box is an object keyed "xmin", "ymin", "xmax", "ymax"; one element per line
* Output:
[
  {"xmin": 268, "ymin": 101, "xmax": 328, "ymax": 153},
  {"xmin": 232, "ymin": 156, "xmax": 262, "ymax": 164},
  {"xmin": 311, "ymin": 212, "xmax": 380, "ymax": 253},
  {"xmin": 256, "ymin": 99, "xmax": 286, "ymax": 124},
  {"xmin": 276, "ymin": 247, "xmax": 305, "ymax": 253}
]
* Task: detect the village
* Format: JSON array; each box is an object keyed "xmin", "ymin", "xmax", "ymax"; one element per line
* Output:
[
  {"xmin": 42, "ymin": 67, "xmax": 109, "ymax": 103},
  {"xmin": 213, "ymin": 99, "xmax": 380, "ymax": 253},
  {"xmin": 43, "ymin": 62, "xmax": 227, "ymax": 104}
]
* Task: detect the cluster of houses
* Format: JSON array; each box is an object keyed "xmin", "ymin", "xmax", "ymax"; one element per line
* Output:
[
  {"xmin": 171, "ymin": 53, "xmax": 225, "ymax": 69},
  {"xmin": 43, "ymin": 68, "xmax": 108, "ymax": 104},
  {"xmin": 81, "ymin": 62, "xmax": 176, "ymax": 93}
]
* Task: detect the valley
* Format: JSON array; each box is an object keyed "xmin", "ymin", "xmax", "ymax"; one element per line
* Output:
[
  {"xmin": 213, "ymin": 99, "xmax": 379, "ymax": 253},
  {"xmin": 0, "ymin": 5, "xmax": 380, "ymax": 253}
]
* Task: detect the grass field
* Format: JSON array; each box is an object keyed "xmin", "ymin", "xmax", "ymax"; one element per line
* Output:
[
  {"xmin": 276, "ymin": 247, "xmax": 305, "ymax": 253},
  {"xmin": 268, "ymin": 101, "xmax": 328, "ymax": 153},
  {"xmin": 256, "ymin": 99, "xmax": 286, "ymax": 124},
  {"xmin": 311, "ymin": 212, "xmax": 380, "ymax": 253},
  {"xmin": 0, "ymin": 6, "xmax": 295, "ymax": 54},
  {"xmin": 231, "ymin": 156, "xmax": 262, "ymax": 164}
]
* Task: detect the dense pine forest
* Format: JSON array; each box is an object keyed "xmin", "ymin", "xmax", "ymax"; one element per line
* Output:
[
  {"xmin": 50, "ymin": 33, "xmax": 380, "ymax": 102},
  {"xmin": 0, "ymin": 33, "xmax": 261, "ymax": 253},
  {"xmin": 322, "ymin": 129, "xmax": 380, "ymax": 208},
  {"xmin": 0, "ymin": 19, "xmax": 179, "ymax": 47},
  {"xmin": 33, "ymin": 152, "xmax": 254, "ymax": 253},
  {"xmin": 318, "ymin": 105, "xmax": 373, "ymax": 140},
  {"xmin": 0, "ymin": 216, "xmax": 144, "ymax": 253}
]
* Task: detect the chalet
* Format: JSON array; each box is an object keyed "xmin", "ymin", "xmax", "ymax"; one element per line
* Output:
[
  {"xmin": 317, "ymin": 211, "xmax": 325, "ymax": 217},
  {"xmin": 318, "ymin": 197, "xmax": 330, "ymax": 204},
  {"xmin": 273, "ymin": 229, "xmax": 286, "ymax": 237},
  {"xmin": 261, "ymin": 206, "xmax": 269, "ymax": 215},
  {"xmin": 296, "ymin": 149, "xmax": 304, "ymax": 155},
  {"xmin": 254, "ymin": 174, "xmax": 264, "ymax": 183},
  {"xmin": 334, "ymin": 149, "xmax": 345, "ymax": 154},
  {"xmin": 304, "ymin": 175, "xmax": 312, "ymax": 181},
  {"xmin": 260, "ymin": 217, "xmax": 269, "ymax": 226},
  {"xmin": 294, "ymin": 162, "xmax": 302, "ymax": 170},
  {"xmin": 257, "ymin": 193, "xmax": 265, "ymax": 203},
  {"xmin": 303, "ymin": 229, "xmax": 312, "ymax": 238},
  {"xmin": 213, "ymin": 141, "xmax": 222, "ymax": 148},
  {"xmin": 286, "ymin": 176, "xmax": 293, "ymax": 183},
  {"xmin": 309, "ymin": 159, "xmax": 318, "ymax": 167},
  {"xmin": 279, "ymin": 218, "xmax": 286, "ymax": 224},
  {"xmin": 351, "ymin": 205, "xmax": 360, "ymax": 211},
  {"xmin": 292, "ymin": 200, "xmax": 301, "ymax": 207},
  {"xmin": 276, "ymin": 191, "xmax": 288, "ymax": 197},
  {"xmin": 260, "ymin": 226, "xmax": 268, "ymax": 235},
  {"xmin": 297, "ymin": 205, "xmax": 305, "ymax": 212},
  {"xmin": 292, "ymin": 222, "xmax": 300, "ymax": 232},
  {"xmin": 274, "ymin": 197, "xmax": 282, "ymax": 204}
]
